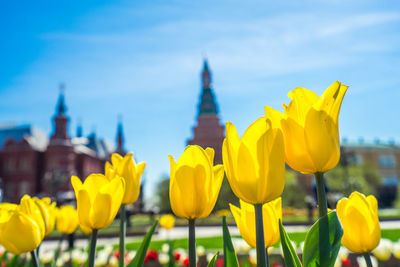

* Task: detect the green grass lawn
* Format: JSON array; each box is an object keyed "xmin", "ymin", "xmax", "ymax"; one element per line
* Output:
[{"xmin": 124, "ymin": 228, "xmax": 400, "ymax": 251}]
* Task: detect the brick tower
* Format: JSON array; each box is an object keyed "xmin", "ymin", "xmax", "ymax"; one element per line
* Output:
[
  {"xmin": 188, "ymin": 59, "xmax": 225, "ymax": 164},
  {"xmin": 43, "ymin": 84, "xmax": 76, "ymax": 196}
]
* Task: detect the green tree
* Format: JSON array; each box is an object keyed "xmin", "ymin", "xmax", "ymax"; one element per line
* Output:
[
  {"xmin": 325, "ymin": 163, "xmax": 382, "ymax": 197},
  {"xmin": 155, "ymin": 175, "xmax": 172, "ymax": 213},
  {"xmin": 281, "ymin": 170, "xmax": 307, "ymax": 209}
]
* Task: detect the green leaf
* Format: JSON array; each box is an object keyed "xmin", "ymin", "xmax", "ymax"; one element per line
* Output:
[
  {"xmin": 279, "ymin": 220, "xmax": 302, "ymax": 267},
  {"xmin": 222, "ymin": 216, "xmax": 239, "ymax": 267},
  {"xmin": 207, "ymin": 252, "xmax": 219, "ymax": 267},
  {"xmin": 302, "ymin": 211, "xmax": 343, "ymax": 267},
  {"xmin": 6, "ymin": 255, "xmax": 20, "ymax": 267},
  {"xmin": 127, "ymin": 220, "xmax": 158, "ymax": 267}
]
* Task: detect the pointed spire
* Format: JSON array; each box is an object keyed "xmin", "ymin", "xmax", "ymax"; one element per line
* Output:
[
  {"xmin": 202, "ymin": 58, "xmax": 211, "ymax": 88},
  {"xmin": 76, "ymin": 118, "xmax": 83, "ymax": 138},
  {"xmin": 50, "ymin": 83, "xmax": 70, "ymax": 141},
  {"xmin": 116, "ymin": 115, "xmax": 125, "ymax": 154},
  {"xmin": 56, "ymin": 83, "xmax": 67, "ymax": 116},
  {"xmin": 198, "ymin": 59, "xmax": 218, "ymax": 116}
]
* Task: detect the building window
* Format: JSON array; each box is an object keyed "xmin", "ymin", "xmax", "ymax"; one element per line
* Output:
[
  {"xmin": 379, "ymin": 155, "xmax": 396, "ymax": 168},
  {"xmin": 5, "ymin": 183, "xmax": 15, "ymax": 199},
  {"xmin": 383, "ymin": 176, "xmax": 398, "ymax": 187},
  {"xmin": 20, "ymin": 158, "xmax": 31, "ymax": 172},
  {"xmin": 19, "ymin": 182, "xmax": 29, "ymax": 197},
  {"xmin": 4, "ymin": 158, "xmax": 15, "ymax": 172}
]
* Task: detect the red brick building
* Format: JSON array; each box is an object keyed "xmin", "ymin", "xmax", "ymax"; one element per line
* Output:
[
  {"xmin": 0, "ymin": 88, "xmax": 126, "ymax": 203},
  {"xmin": 188, "ymin": 59, "xmax": 225, "ymax": 164}
]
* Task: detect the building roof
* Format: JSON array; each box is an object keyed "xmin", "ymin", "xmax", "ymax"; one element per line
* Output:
[
  {"xmin": 342, "ymin": 140, "xmax": 400, "ymax": 151},
  {"xmin": 0, "ymin": 124, "xmax": 48, "ymax": 151}
]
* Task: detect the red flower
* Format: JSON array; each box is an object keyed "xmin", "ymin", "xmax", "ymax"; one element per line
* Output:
[
  {"xmin": 144, "ymin": 250, "xmax": 158, "ymax": 263},
  {"xmin": 216, "ymin": 258, "xmax": 224, "ymax": 267},
  {"xmin": 342, "ymin": 258, "xmax": 351, "ymax": 266},
  {"xmin": 182, "ymin": 257, "xmax": 189, "ymax": 267},
  {"xmin": 174, "ymin": 251, "xmax": 181, "ymax": 261}
]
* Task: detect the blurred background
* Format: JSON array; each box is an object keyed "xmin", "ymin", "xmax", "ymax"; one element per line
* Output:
[{"xmin": 1, "ymin": 0, "xmax": 400, "ymax": 215}]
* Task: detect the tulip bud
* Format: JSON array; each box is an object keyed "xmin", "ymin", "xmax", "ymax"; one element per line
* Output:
[
  {"xmin": 56, "ymin": 205, "xmax": 79, "ymax": 234},
  {"xmin": 222, "ymin": 116, "xmax": 285, "ymax": 204},
  {"xmin": 71, "ymin": 173, "xmax": 125, "ymax": 229},
  {"xmin": 0, "ymin": 196, "xmax": 45, "ymax": 254},
  {"xmin": 105, "ymin": 153, "xmax": 146, "ymax": 205},
  {"xmin": 337, "ymin": 191, "xmax": 381, "ymax": 253},
  {"xmin": 169, "ymin": 145, "xmax": 224, "ymax": 219},
  {"xmin": 265, "ymin": 81, "xmax": 348, "ymax": 174},
  {"xmin": 33, "ymin": 197, "xmax": 56, "ymax": 237},
  {"xmin": 159, "ymin": 214, "xmax": 175, "ymax": 230},
  {"xmin": 230, "ymin": 198, "xmax": 282, "ymax": 248}
]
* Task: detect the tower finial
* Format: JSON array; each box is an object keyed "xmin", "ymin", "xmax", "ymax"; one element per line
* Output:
[
  {"xmin": 56, "ymin": 83, "xmax": 67, "ymax": 116},
  {"xmin": 116, "ymin": 115, "xmax": 125, "ymax": 154},
  {"xmin": 76, "ymin": 118, "xmax": 83, "ymax": 137}
]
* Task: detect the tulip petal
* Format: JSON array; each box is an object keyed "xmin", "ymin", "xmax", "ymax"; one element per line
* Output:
[
  {"xmin": 99, "ymin": 176, "xmax": 125, "ymax": 226},
  {"xmin": 304, "ymin": 108, "xmax": 340, "ymax": 172},
  {"xmin": 205, "ymin": 147, "xmax": 215, "ymax": 165},
  {"xmin": 81, "ymin": 174, "xmax": 110, "ymax": 203},
  {"xmin": 281, "ymin": 118, "xmax": 315, "ymax": 173},
  {"xmin": 111, "ymin": 153, "xmax": 123, "ymax": 166},
  {"xmin": 92, "ymin": 192, "xmax": 112, "ymax": 229},
  {"xmin": 264, "ymin": 106, "xmax": 285, "ymax": 130},
  {"xmin": 285, "ymin": 87, "xmax": 319, "ymax": 126},
  {"xmin": 77, "ymin": 190, "xmax": 92, "ymax": 229}
]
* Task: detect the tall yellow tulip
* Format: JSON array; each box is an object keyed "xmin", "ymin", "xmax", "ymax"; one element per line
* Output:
[
  {"xmin": 169, "ymin": 145, "xmax": 224, "ymax": 267},
  {"xmin": 105, "ymin": 153, "xmax": 146, "ymax": 205},
  {"xmin": 230, "ymin": 198, "xmax": 282, "ymax": 248},
  {"xmin": 56, "ymin": 205, "xmax": 79, "ymax": 234},
  {"xmin": 33, "ymin": 197, "xmax": 56, "ymax": 237},
  {"xmin": 336, "ymin": 191, "xmax": 380, "ymax": 253},
  {"xmin": 265, "ymin": 81, "xmax": 348, "ymax": 174},
  {"xmin": 71, "ymin": 174, "xmax": 125, "ymax": 229},
  {"xmin": 0, "ymin": 196, "xmax": 44, "ymax": 255},
  {"xmin": 222, "ymin": 116, "xmax": 285, "ymax": 204},
  {"xmin": 169, "ymin": 145, "xmax": 224, "ymax": 219}
]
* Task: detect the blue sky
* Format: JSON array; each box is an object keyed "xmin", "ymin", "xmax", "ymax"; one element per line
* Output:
[{"xmin": 1, "ymin": 0, "xmax": 400, "ymax": 204}]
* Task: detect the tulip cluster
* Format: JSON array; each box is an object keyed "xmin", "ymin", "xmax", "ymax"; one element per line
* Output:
[
  {"xmin": 168, "ymin": 81, "xmax": 381, "ymax": 267},
  {"xmin": 0, "ymin": 195, "xmax": 85, "ymax": 267}
]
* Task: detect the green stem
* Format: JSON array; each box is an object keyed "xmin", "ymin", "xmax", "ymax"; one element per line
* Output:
[
  {"xmin": 254, "ymin": 204, "xmax": 267, "ymax": 267},
  {"xmin": 222, "ymin": 216, "xmax": 227, "ymax": 267},
  {"xmin": 119, "ymin": 204, "xmax": 126, "ymax": 267},
  {"xmin": 88, "ymin": 229, "xmax": 98, "ymax": 267},
  {"xmin": 188, "ymin": 219, "xmax": 196, "ymax": 267},
  {"xmin": 363, "ymin": 253, "xmax": 373, "ymax": 267},
  {"xmin": 30, "ymin": 250, "xmax": 40, "ymax": 267},
  {"xmin": 315, "ymin": 172, "xmax": 328, "ymax": 218}
]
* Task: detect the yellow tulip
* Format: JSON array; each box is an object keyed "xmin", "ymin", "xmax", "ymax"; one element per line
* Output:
[
  {"xmin": 230, "ymin": 198, "xmax": 282, "ymax": 248},
  {"xmin": 33, "ymin": 197, "xmax": 56, "ymax": 236},
  {"xmin": 71, "ymin": 174, "xmax": 125, "ymax": 229},
  {"xmin": 159, "ymin": 214, "xmax": 175, "ymax": 230},
  {"xmin": 56, "ymin": 205, "xmax": 79, "ymax": 234},
  {"xmin": 169, "ymin": 145, "xmax": 224, "ymax": 219},
  {"xmin": 222, "ymin": 117, "xmax": 285, "ymax": 204},
  {"xmin": 336, "ymin": 191, "xmax": 380, "ymax": 253},
  {"xmin": 105, "ymin": 153, "xmax": 146, "ymax": 205},
  {"xmin": 265, "ymin": 81, "xmax": 348, "ymax": 174},
  {"xmin": 0, "ymin": 196, "xmax": 44, "ymax": 254}
]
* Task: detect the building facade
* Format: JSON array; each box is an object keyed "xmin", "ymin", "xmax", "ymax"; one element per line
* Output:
[{"xmin": 0, "ymin": 88, "xmax": 127, "ymax": 203}]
